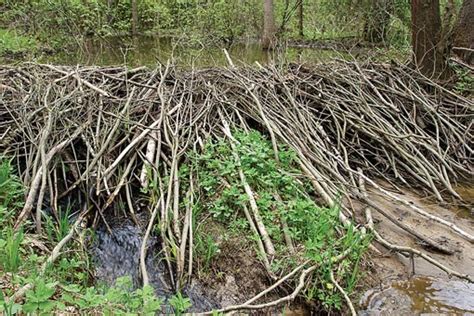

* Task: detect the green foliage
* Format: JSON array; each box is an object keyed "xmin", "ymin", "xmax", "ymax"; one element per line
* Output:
[
  {"xmin": 22, "ymin": 278, "xmax": 57, "ymax": 314},
  {"xmin": 190, "ymin": 130, "xmax": 371, "ymax": 311},
  {"xmin": 0, "ymin": 159, "xmax": 25, "ymax": 273},
  {"xmin": 44, "ymin": 206, "xmax": 72, "ymax": 243},
  {"xmin": 0, "ymin": 29, "xmax": 36, "ymax": 55},
  {"xmin": 453, "ymin": 64, "xmax": 474, "ymax": 94},
  {"xmin": 0, "ymin": 227, "xmax": 23, "ymax": 273},
  {"xmin": 194, "ymin": 234, "xmax": 220, "ymax": 270},
  {"xmin": 0, "ymin": 291, "xmax": 22, "ymax": 315},
  {"xmin": 0, "ymin": 158, "xmax": 24, "ymax": 221},
  {"xmin": 169, "ymin": 291, "xmax": 192, "ymax": 315}
]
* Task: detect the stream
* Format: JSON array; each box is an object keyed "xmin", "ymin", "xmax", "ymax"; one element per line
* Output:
[{"xmin": 360, "ymin": 277, "xmax": 474, "ymax": 315}]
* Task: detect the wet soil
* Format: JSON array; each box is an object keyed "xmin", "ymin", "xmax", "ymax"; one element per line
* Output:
[
  {"xmin": 191, "ymin": 221, "xmax": 281, "ymax": 309},
  {"xmin": 357, "ymin": 184, "xmax": 474, "ymax": 315}
]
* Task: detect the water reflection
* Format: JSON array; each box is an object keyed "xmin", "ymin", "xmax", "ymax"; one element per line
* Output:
[
  {"xmin": 39, "ymin": 36, "xmax": 351, "ymax": 67},
  {"xmin": 361, "ymin": 276, "xmax": 474, "ymax": 315}
]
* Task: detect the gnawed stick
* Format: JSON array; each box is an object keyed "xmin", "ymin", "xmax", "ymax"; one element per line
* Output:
[
  {"xmin": 140, "ymin": 198, "xmax": 161, "ymax": 287},
  {"xmin": 330, "ymin": 270, "xmax": 356, "ymax": 316},
  {"xmin": 274, "ymin": 193, "xmax": 295, "ymax": 254},
  {"xmin": 358, "ymin": 195, "xmax": 455, "ymax": 255},
  {"xmin": 140, "ymin": 131, "xmax": 157, "ymax": 188},
  {"xmin": 361, "ymin": 175, "xmax": 474, "ymax": 243}
]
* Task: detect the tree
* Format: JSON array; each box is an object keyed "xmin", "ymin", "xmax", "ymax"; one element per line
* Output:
[
  {"xmin": 364, "ymin": 0, "xmax": 393, "ymax": 43},
  {"xmin": 298, "ymin": 0, "xmax": 304, "ymax": 37},
  {"xmin": 452, "ymin": 0, "xmax": 474, "ymax": 64},
  {"xmin": 262, "ymin": 0, "xmax": 276, "ymax": 49},
  {"xmin": 131, "ymin": 0, "xmax": 138, "ymax": 36},
  {"xmin": 411, "ymin": 0, "xmax": 449, "ymax": 78}
]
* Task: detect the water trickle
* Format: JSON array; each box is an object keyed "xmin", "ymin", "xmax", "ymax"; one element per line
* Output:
[{"xmin": 92, "ymin": 220, "xmax": 219, "ymax": 312}]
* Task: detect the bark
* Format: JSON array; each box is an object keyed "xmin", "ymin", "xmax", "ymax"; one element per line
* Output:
[
  {"xmin": 411, "ymin": 0, "xmax": 450, "ymax": 78},
  {"xmin": 453, "ymin": 0, "xmax": 474, "ymax": 64},
  {"xmin": 131, "ymin": 0, "xmax": 138, "ymax": 36},
  {"xmin": 298, "ymin": 0, "xmax": 304, "ymax": 37},
  {"xmin": 364, "ymin": 0, "xmax": 392, "ymax": 43},
  {"xmin": 262, "ymin": 0, "xmax": 276, "ymax": 49}
]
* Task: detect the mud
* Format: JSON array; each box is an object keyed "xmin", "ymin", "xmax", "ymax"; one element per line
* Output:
[{"xmin": 358, "ymin": 184, "xmax": 474, "ymax": 315}]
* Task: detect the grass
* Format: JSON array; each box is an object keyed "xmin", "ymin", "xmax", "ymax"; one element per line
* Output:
[
  {"xmin": 0, "ymin": 28, "xmax": 36, "ymax": 56},
  {"xmin": 0, "ymin": 227, "xmax": 23, "ymax": 273}
]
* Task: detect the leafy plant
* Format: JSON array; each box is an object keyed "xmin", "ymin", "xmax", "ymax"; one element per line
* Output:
[
  {"xmin": 22, "ymin": 278, "xmax": 58, "ymax": 314},
  {"xmin": 0, "ymin": 291, "xmax": 22, "ymax": 315},
  {"xmin": 169, "ymin": 291, "xmax": 192, "ymax": 315},
  {"xmin": 0, "ymin": 158, "xmax": 23, "ymax": 226}
]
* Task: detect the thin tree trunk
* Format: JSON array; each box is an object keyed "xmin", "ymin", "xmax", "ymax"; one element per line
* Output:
[
  {"xmin": 411, "ymin": 0, "xmax": 449, "ymax": 78},
  {"xmin": 262, "ymin": 0, "xmax": 276, "ymax": 49},
  {"xmin": 131, "ymin": 0, "xmax": 138, "ymax": 36},
  {"xmin": 298, "ymin": 0, "xmax": 304, "ymax": 37},
  {"xmin": 453, "ymin": 0, "xmax": 474, "ymax": 64}
]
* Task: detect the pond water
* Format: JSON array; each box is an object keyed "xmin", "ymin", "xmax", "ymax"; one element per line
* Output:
[{"xmin": 37, "ymin": 36, "xmax": 352, "ymax": 67}]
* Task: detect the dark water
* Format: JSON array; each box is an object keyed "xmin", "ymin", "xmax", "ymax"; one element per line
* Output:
[
  {"xmin": 92, "ymin": 220, "xmax": 218, "ymax": 313},
  {"xmin": 38, "ymin": 36, "xmax": 351, "ymax": 67}
]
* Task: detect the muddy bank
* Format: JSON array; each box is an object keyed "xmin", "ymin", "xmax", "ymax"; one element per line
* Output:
[{"xmin": 358, "ymin": 184, "xmax": 474, "ymax": 315}]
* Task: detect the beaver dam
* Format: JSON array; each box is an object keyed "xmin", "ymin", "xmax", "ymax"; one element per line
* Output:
[{"xmin": 0, "ymin": 60, "xmax": 473, "ymax": 314}]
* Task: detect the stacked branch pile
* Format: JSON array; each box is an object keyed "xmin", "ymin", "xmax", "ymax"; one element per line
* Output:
[{"xmin": 1, "ymin": 61, "xmax": 473, "ymax": 310}]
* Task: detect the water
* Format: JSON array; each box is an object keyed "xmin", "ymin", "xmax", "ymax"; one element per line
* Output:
[
  {"xmin": 360, "ymin": 277, "xmax": 474, "ymax": 315},
  {"xmin": 38, "ymin": 35, "xmax": 351, "ymax": 67},
  {"xmin": 92, "ymin": 219, "xmax": 218, "ymax": 313}
]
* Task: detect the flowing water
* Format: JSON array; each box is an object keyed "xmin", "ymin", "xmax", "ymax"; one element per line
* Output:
[{"xmin": 92, "ymin": 219, "xmax": 219, "ymax": 313}]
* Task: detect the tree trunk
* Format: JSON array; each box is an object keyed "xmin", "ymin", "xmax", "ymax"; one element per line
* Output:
[
  {"xmin": 452, "ymin": 0, "xmax": 474, "ymax": 64},
  {"xmin": 364, "ymin": 0, "xmax": 392, "ymax": 43},
  {"xmin": 262, "ymin": 0, "xmax": 276, "ymax": 49},
  {"xmin": 298, "ymin": 0, "xmax": 304, "ymax": 37},
  {"xmin": 131, "ymin": 0, "xmax": 138, "ymax": 36},
  {"xmin": 411, "ymin": 0, "xmax": 449, "ymax": 78}
]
